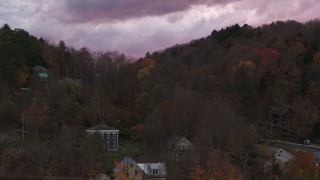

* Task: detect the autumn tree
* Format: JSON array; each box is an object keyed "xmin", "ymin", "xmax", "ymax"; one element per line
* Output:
[
  {"xmin": 172, "ymin": 87, "xmax": 204, "ymax": 138},
  {"xmin": 194, "ymin": 101, "xmax": 241, "ymax": 156},
  {"xmin": 228, "ymin": 125, "xmax": 260, "ymax": 178},
  {"xmin": 0, "ymin": 99, "xmax": 20, "ymax": 128},
  {"xmin": 205, "ymin": 150, "xmax": 238, "ymax": 179},
  {"xmin": 80, "ymin": 133, "xmax": 104, "ymax": 177},
  {"xmin": 144, "ymin": 101, "xmax": 179, "ymax": 157},
  {"xmin": 287, "ymin": 151, "xmax": 317, "ymax": 179},
  {"xmin": 232, "ymin": 64, "xmax": 259, "ymax": 116},
  {"xmin": 190, "ymin": 165, "xmax": 206, "ymax": 180},
  {"xmin": 49, "ymin": 78, "xmax": 82, "ymax": 126},
  {"xmin": 0, "ymin": 147, "xmax": 27, "ymax": 177},
  {"xmin": 112, "ymin": 157, "xmax": 142, "ymax": 180}
]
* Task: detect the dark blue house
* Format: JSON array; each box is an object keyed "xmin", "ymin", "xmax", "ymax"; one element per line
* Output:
[{"xmin": 86, "ymin": 125, "xmax": 119, "ymax": 151}]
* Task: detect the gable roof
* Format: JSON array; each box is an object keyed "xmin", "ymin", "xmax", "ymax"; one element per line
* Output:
[
  {"xmin": 313, "ymin": 152, "xmax": 320, "ymax": 159},
  {"xmin": 167, "ymin": 135, "xmax": 185, "ymax": 145},
  {"xmin": 32, "ymin": 66, "xmax": 49, "ymax": 82},
  {"xmin": 113, "ymin": 155, "xmax": 140, "ymax": 173},
  {"xmin": 167, "ymin": 135, "xmax": 193, "ymax": 151},
  {"xmin": 275, "ymin": 149, "xmax": 294, "ymax": 163},
  {"xmin": 38, "ymin": 72, "xmax": 48, "ymax": 78},
  {"xmin": 121, "ymin": 155, "xmax": 138, "ymax": 166},
  {"xmin": 137, "ymin": 163, "xmax": 166, "ymax": 177}
]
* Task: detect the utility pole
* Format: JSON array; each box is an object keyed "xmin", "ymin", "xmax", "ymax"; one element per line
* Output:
[
  {"xmin": 20, "ymin": 87, "xmax": 31, "ymax": 146},
  {"xmin": 271, "ymin": 120, "xmax": 273, "ymax": 139},
  {"xmin": 22, "ymin": 112, "xmax": 24, "ymax": 144}
]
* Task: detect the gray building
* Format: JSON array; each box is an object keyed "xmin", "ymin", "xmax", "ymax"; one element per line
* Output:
[
  {"xmin": 86, "ymin": 125, "xmax": 119, "ymax": 151},
  {"xmin": 167, "ymin": 135, "xmax": 197, "ymax": 162}
]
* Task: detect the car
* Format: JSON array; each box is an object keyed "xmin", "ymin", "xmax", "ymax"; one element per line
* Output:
[{"xmin": 304, "ymin": 139, "xmax": 311, "ymax": 145}]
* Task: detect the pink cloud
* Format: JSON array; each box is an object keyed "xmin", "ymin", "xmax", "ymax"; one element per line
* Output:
[
  {"xmin": 62, "ymin": 0, "xmax": 238, "ymax": 23},
  {"xmin": 1, "ymin": 0, "xmax": 319, "ymax": 58}
]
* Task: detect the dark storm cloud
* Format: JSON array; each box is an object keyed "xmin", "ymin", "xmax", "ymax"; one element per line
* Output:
[{"xmin": 63, "ymin": 0, "xmax": 238, "ymax": 22}]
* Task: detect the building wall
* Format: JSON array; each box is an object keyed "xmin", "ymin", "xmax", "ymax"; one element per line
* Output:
[
  {"xmin": 144, "ymin": 177, "xmax": 166, "ymax": 180},
  {"xmin": 103, "ymin": 132, "xmax": 118, "ymax": 150},
  {"xmin": 173, "ymin": 138, "xmax": 193, "ymax": 151},
  {"xmin": 127, "ymin": 163, "xmax": 143, "ymax": 180},
  {"xmin": 114, "ymin": 162, "xmax": 144, "ymax": 180},
  {"xmin": 86, "ymin": 129, "xmax": 119, "ymax": 150},
  {"xmin": 168, "ymin": 138, "xmax": 197, "ymax": 162}
]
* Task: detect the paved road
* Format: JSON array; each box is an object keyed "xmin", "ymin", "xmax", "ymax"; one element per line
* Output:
[{"xmin": 261, "ymin": 139, "xmax": 320, "ymax": 153}]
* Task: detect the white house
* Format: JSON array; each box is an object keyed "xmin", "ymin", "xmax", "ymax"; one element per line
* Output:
[
  {"xmin": 113, "ymin": 156, "xmax": 167, "ymax": 180},
  {"xmin": 138, "ymin": 162, "xmax": 167, "ymax": 180},
  {"xmin": 265, "ymin": 148, "xmax": 295, "ymax": 171}
]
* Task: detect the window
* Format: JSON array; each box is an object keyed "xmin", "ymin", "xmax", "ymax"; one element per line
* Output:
[
  {"xmin": 107, "ymin": 133, "xmax": 110, "ymax": 139},
  {"xmin": 113, "ymin": 133, "xmax": 117, "ymax": 139},
  {"xmin": 130, "ymin": 164, "xmax": 133, "ymax": 167},
  {"xmin": 113, "ymin": 141, "xmax": 116, "ymax": 148},
  {"xmin": 152, "ymin": 169, "xmax": 159, "ymax": 175},
  {"xmin": 135, "ymin": 170, "xmax": 138, "ymax": 175},
  {"xmin": 101, "ymin": 133, "xmax": 104, "ymax": 139},
  {"xmin": 107, "ymin": 141, "xmax": 110, "ymax": 147}
]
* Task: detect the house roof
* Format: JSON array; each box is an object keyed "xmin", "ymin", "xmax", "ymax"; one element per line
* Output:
[
  {"xmin": 137, "ymin": 163, "xmax": 166, "ymax": 177},
  {"xmin": 33, "ymin": 66, "xmax": 49, "ymax": 81},
  {"xmin": 34, "ymin": 66, "xmax": 47, "ymax": 72},
  {"xmin": 167, "ymin": 135, "xmax": 193, "ymax": 151},
  {"xmin": 122, "ymin": 155, "xmax": 137, "ymax": 166},
  {"xmin": 113, "ymin": 156, "xmax": 167, "ymax": 177},
  {"xmin": 38, "ymin": 72, "xmax": 48, "ymax": 78},
  {"xmin": 275, "ymin": 149, "xmax": 294, "ymax": 163},
  {"xmin": 113, "ymin": 156, "xmax": 139, "ymax": 173},
  {"xmin": 313, "ymin": 152, "xmax": 320, "ymax": 158},
  {"xmin": 167, "ymin": 135, "xmax": 185, "ymax": 145},
  {"xmin": 86, "ymin": 125, "xmax": 118, "ymax": 131}
]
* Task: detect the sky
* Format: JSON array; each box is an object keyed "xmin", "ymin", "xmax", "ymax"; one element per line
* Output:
[{"xmin": 0, "ymin": 0, "xmax": 319, "ymax": 57}]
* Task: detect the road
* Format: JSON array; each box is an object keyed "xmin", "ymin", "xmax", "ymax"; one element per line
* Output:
[{"xmin": 261, "ymin": 139, "xmax": 320, "ymax": 153}]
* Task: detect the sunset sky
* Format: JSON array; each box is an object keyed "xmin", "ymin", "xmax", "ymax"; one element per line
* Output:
[{"xmin": 1, "ymin": 0, "xmax": 319, "ymax": 57}]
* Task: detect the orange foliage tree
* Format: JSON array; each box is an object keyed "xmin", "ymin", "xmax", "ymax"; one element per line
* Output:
[
  {"xmin": 207, "ymin": 150, "xmax": 238, "ymax": 179},
  {"xmin": 138, "ymin": 57, "xmax": 156, "ymax": 81},
  {"xmin": 191, "ymin": 150, "xmax": 238, "ymax": 180},
  {"xmin": 287, "ymin": 151, "xmax": 317, "ymax": 179},
  {"xmin": 113, "ymin": 160, "xmax": 140, "ymax": 180},
  {"xmin": 190, "ymin": 165, "xmax": 206, "ymax": 180}
]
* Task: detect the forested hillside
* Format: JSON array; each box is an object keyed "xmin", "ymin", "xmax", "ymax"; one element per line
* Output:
[{"xmin": 0, "ymin": 20, "xmax": 320, "ymax": 179}]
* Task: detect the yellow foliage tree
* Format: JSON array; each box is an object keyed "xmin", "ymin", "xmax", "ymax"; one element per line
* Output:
[
  {"xmin": 137, "ymin": 58, "xmax": 156, "ymax": 81},
  {"xmin": 16, "ymin": 67, "xmax": 29, "ymax": 87}
]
